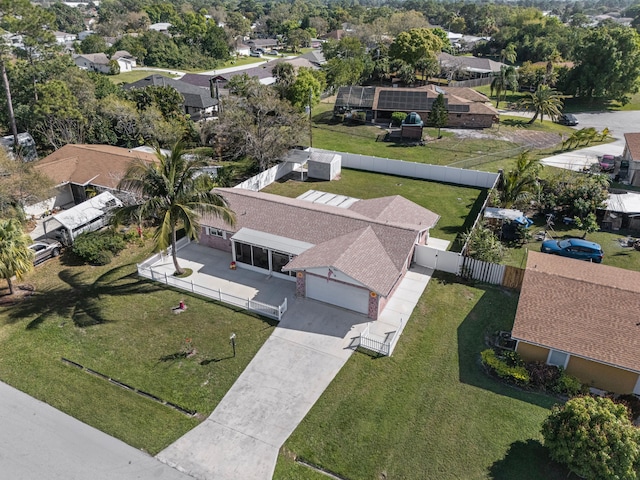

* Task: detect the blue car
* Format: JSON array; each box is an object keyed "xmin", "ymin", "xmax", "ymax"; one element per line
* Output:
[{"xmin": 540, "ymin": 238, "xmax": 604, "ymax": 263}]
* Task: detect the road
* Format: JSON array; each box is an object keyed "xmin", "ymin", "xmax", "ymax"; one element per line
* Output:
[
  {"xmin": 0, "ymin": 381, "xmax": 193, "ymax": 480},
  {"xmin": 572, "ymin": 110, "xmax": 640, "ymax": 146}
]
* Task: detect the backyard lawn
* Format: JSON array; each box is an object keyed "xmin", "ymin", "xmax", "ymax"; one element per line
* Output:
[
  {"xmin": 274, "ymin": 274, "xmax": 571, "ymax": 480},
  {"xmin": 261, "ymin": 169, "xmax": 487, "ymax": 247},
  {"xmin": 0, "ymin": 239, "xmax": 275, "ymax": 454}
]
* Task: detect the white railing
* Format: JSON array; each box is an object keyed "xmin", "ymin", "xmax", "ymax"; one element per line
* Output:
[
  {"xmin": 136, "ymin": 265, "xmax": 288, "ymax": 320},
  {"xmin": 356, "ymin": 323, "xmax": 393, "ymax": 356}
]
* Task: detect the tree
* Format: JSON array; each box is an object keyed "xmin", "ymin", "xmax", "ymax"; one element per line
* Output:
[
  {"xmin": 428, "ymin": 93, "xmax": 447, "ymax": 138},
  {"xmin": 0, "ymin": 219, "xmax": 33, "ymax": 295},
  {"xmin": 500, "ymin": 43, "xmax": 517, "ymax": 64},
  {"xmin": 213, "ymin": 84, "xmax": 306, "ymax": 171},
  {"xmin": 568, "ymin": 25, "xmax": 640, "ymax": 104},
  {"xmin": 500, "ymin": 152, "xmax": 541, "ymax": 208},
  {"xmin": 462, "ymin": 225, "xmax": 504, "ymax": 263},
  {"xmin": 490, "ymin": 65, "xmax": 518, "ymax": 108},
  {"xmin": 116, "ymin": 142, "xmax": 235, "ymax": 275},
  {"xmin": 272, "ymin": 62, "xmax": 296, "ymax": 99},
  {"xmin": 286, "ymin": 28, "xmax": 311, "ymax": 53},
  {"xmin": 50, "ymin": 2, "xmax": 86, "ymax": 34},
  {"xmin": 0, "ymin": 150, "xmax": 53, "ymax": 219},
  {"xmin": 389, "ymin": 28, "xmax": 443, "ymax": 67},
  {"xmin": 287, "ymin": 68, "xmax": 323, "ymax": 111},
  {"xmin": 519, "ymin": 84, "xmax": 563, "ymax": 124},
  {"xmin": 77, "ymin": 34, "xmax": 108, "ymax": 54},
  {"xmin": 542, "ymin": 396, "xmax": 640, "ymax": 480}
]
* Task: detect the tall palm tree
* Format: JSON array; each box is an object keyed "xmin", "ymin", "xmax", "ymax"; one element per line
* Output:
[
  {"xmin": 490, "ymin": 65, "xmax": 518, "ymax": 108},
  {"xmin": 0, "ymin": 218, "xmax": 33, "ymax": 295},
  {"xmin": 500, "ymin": 151, "xmax": 542, "ymax": 208},
  {"xmin": 520, "ymin": 84, "xmax": 563, "ymax": 124},
  {"xmin": 116, "ymin": 142, "xmax": 236, "ymax": 275}
]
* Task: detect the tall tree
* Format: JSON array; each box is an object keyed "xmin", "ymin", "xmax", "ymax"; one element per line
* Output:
[
  {"xmin": 389, "ymin": 28, "xmax": 443, "ymax": 68},
  {"xmin": 287, "ymin": 68, "xmax": 323, "ymax": 111},
  {"xmin": 0, "ymin": 219, "xmax": 33, "ymax": 295},
  {"xmin": 500, "ymin": 151, "xmax": 541, "ymax": 208},
  {"xmin": 428, "ymin": 93, "xmax": 448, "ymax": 138},
  {"xmin": 490, "ymin": 65, "xmax": 518, "ymax": 108},
  {"xmin": 116, "ymin": 142, "xmax": 235, "ymax": 275},
  {"xmin": 519, "ymin": 84, "xmax": 563, "ymax": 124}
]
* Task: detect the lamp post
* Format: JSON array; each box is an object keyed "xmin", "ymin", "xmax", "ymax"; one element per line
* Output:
[{"xmin": 230, "ymin": 332, "xmax": 236, "ymax": 357}]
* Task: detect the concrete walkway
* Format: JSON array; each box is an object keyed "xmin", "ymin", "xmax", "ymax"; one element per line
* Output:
[{"xmin": 155, "ymin": 245, "xmax": 434, "ymax": 479}]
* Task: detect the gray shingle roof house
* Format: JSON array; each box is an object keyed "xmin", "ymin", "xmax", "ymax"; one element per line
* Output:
[
  {"xmin": 199, "ymin": 188, "xmax": 439, "ymax": 318},
  {"xmin": 123, "ymin": 74, "xmax": 217, "ymax": 120},
  {"xmin": 438, "ymin": 52, "xmax": 506, "ymax": 79},
  {"xmin": 513, "ymin": 251, "xmax": 640, "ymax": 395}
]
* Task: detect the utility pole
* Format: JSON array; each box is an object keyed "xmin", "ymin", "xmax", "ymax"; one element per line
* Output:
[{"xmin": 308, "ymin": 87, "xmax": 313, "ymax": 148}]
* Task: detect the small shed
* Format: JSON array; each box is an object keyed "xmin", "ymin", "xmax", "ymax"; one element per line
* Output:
[
  {"xmin": 43, "ymin": 191, "xmax": 123, "ymax": 245},
  {"xmin": 603, "ymin": 191, "xmax": 640, "ymax": 231},
  {"xmin": 307, "ymin": 152, "xmax": 341, "ymax": 181}
]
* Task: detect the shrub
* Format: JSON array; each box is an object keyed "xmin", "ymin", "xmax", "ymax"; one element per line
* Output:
[
  {"xmin": 391, "ymin": 111, "xmax": 407, "ymax": 126},
  {"xmin": 552, "ymin": 369, "xmax": 586, "ymax": 397},
  {"xmin": 614, "ymin": 394, "xmax": 640, "ymax": 420},
  {"xmin": 526, "ymin": 361, "xmax": 561, "ymax": 390},
  {"xmin": 73, "ymin": 230, "xmax": 127, "ymax": 265},
  {"xmin": 481, "ymin": 349, "xmax": 530, "ymax": 386}
]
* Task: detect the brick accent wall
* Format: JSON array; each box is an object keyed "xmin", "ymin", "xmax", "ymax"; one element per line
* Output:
[
  {"xmin": 295, "ymin": 272, "xmax": 305, "ymax": 297},
  {"xmin": 368, "ymin": 293, "xmax": 379, "ymax": 319},
  {"xmin": 446, "ymin": 113, "xmax": 494, "ymax": 128},
  {"xmin": 199, "ymin": 229, "xmax": 232, "ymax": 252}
]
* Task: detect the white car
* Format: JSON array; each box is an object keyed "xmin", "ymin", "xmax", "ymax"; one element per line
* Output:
[{"xmin": 29, "ymin": 240, "xmax": 62, "ymax": 265}]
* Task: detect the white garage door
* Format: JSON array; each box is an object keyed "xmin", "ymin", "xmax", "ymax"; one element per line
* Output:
[{"xmin": 306, "ymin": 275, "xmax": 369, "ymax": 314}]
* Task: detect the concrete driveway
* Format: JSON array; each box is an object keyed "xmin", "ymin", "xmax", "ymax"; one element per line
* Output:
[
  {"xmin": 156, "ymin": 298, "xmax": 367, "ymax": 480},
  {"xmin": 0, "ymin": 381, "xmax": 192, "ymax": 480},
  {"xmin": 573, "ymin": 110, "xmax": 640, "ymax": 146}
]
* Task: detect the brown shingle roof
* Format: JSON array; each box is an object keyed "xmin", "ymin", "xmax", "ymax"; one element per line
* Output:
[
  {"xmin": 34, "ymin": 144, "xmax": 158, "ymax": 189},
  {"xmin": 512, "ymin": 251, "xmax": 640, "ymax": 373},
  {"xmin": 349, "ymin": 195, "xmax": 439, "ymax": 230},
  {"xmin": 624, "ymin": 133, "xmax": 640, "ymax": 160},
  {"xmin": 203, "ymin": 188, "xmax": 439, "ymax": 295}
]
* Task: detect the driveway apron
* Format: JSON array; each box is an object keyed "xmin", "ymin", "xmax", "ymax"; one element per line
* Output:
[{"xmin": 156, "ymin": 298, "xmax": 366, "ymax": 480}]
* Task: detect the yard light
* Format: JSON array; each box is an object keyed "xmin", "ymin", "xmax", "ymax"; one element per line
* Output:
[{"xmin": 230, "ymin": 332, "xmax": 236, "ymax": 357}]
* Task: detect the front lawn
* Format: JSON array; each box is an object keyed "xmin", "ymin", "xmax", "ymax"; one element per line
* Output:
[
  {"xmin": 0, "ymin": 240, "xmax": 275, "ymax": 454},
  {"xmin": 261, "ymin": 169, "xmax": 486, "ymax": 246},
  {"xmin": 274, "ymin": 275, "xmax": 570, "ymax": 480}
]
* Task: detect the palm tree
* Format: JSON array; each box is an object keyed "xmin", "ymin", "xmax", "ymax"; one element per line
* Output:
[
  {"xmin": 500, "ymin": 151, "xmax": 542, "ymax": 208},
  {"xmin": 500, "ymin": 43, "xmax": 517, "ymax": 65},
  {"xmin": 490, "ymin": 65, "xmax": 518, "ymax": 108},
  {"xmin": 116, "ymin": 142, "xmax": 236, "ymax": 275},
  {"xmin": 520, "ymin": 84, "xmax": 563, "ymax": 124},
  {"xmin": 0, "ymin": 218, "xmax": 33, "ymax": 295}
]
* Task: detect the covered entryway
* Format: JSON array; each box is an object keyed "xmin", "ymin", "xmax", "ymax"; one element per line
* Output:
[{"xmin": 306, "ymin": 274, "xmax": 369, "ymax": 314}]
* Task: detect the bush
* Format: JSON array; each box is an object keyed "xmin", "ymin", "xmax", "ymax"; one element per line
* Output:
[
  {"xmin": 391, "ymin": 111, "xmax": 407, "ymax": 126},
  {"xmin": 73, "ymin": 230, "xmax": 127, "ymax": 265},
  {"xmin": 525, "ymin": 361, "xmax": 561, "ymax": 390},
  {"xmin": 616, "ymin": 394, "xmax": 640, "ymax": 420},
  {"xmin": 552, "ymin": 369, "xmax": 586, "ymax": 397},
  {"xmin": 481, "ymin": 349, "xmax": 530, "ymax": 386}
]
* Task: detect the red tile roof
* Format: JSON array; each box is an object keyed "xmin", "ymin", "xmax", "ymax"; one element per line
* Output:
[{"xmin": 512, "ymin": 251, "xmax": 640, "ymax": 373}]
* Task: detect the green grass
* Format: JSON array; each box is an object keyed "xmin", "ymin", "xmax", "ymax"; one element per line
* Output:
[
  {"xmin": 261, "ymin": 169, "xmax": 486, "ymax": 246},
  {"xmin": 312, "ymin": 103, "xmax": 519, "ymax": 166},
  {"xmin": 0, "ymin": 240, "xmax": 275, "ymax": 454},
  {"xmin": 274, "ymin": 275, "xmax": 571, "ymax": 480},
  {"xmin": 109, "ymin": 70, "xmax": 178, "ymax": 84}
]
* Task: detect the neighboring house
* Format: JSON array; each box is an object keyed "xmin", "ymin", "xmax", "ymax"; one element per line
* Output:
[
  {"xmin": 621, "ymin": 132, "xmax": 640, "ymax": 186},
  {"xmin": 53, "ymin": 31, "xmax": 76, "ymax": 44},
  {"xmin": 438, "ymin": 52, "xmax": 506, "ymax": 80},
  {"xmin": 334, "ymin": 85, "xmax": 498, "ymax": 128},
  {"xmin": 0, "ymin": 132, "xmax": 38, "ymax": 162},
  {"xmin": 320, "ymin": 30, "xmax": 349, "ymax": 41},
  {"xmin": 299, "ymin": 49, "xmax": 326, "ymax": 66},
  {"xmin": 601, "ymin": 191, "xmax": 640, "ymax": 232},
  {"xmin": 235, "ymin": 43, "xmax": 252, "ymax": 56},
  {"xmin": 149, "ymin": 23, "xmax": 172, "ymax": 34},
  {"xmin": 199, "ymin": 188, "xmax": 439, "ymax": 318},
  {"xmin": 112, "ymin": 50, "xmax": 137, "ymax": 69},
  {"xmin": 73, "ymin": 53, "xmax": 111, "ymax": 74},
  {"xmin": 246, "ymin": 38, "xmax": 279, "ymax": 51},
  {"xmin": 33, "ymin": 144, "xmax": 158, "ymax": 209},
  {"xmin": 123, "ymin": 74, "xmax": 217, "ymax": 120},
  {"xmin": 77, "ymin": 30, "xmax": 95, "ymax": 41},
  {"xmin": 512, "ymin": 251, "xmax": 640, "ymax": 395}
]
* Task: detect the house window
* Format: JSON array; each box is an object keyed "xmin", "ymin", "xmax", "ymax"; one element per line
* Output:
[
  {"xmin": 252, "ymin": 245, "xmax": 269, "ymax": 269},
  {"xmin": 235, "ymin": 242, "xmax": 252, "ymax": 264},
  {"xmin": 206, "ymin": 227, "xmax": 225, "ymax": 239},
  {"xmin": 547, "ymin": 350, "xmax": 569, "ymax": 368},
  {"xmin": 272, "ymin": 251, "xmax": 295, "ymax": 277}
]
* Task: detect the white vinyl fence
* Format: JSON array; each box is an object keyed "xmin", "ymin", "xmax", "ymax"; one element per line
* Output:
[
  {"xmin": 234, "ymin": 161, "xmax": 303, "ymax": 191},
  {"xmin": 312, "ymin": 148, "xmax": 499, "ymax": 189},
  {"xmin": 356, "ymin": 320, "xmax": 404, "ymax": 357}
]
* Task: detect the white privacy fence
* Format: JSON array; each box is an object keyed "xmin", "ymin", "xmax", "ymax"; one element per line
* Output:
[
  {"xmin": 311, "ymin": 148, "xmax": 499, "ymax": 189},
  {"xmin": 356, "ymin": 320, "xmax": 404, "ymax": 357},
  {"xmin": 234, "ymin": 161, "xmax": 303, "ymax": 191}
]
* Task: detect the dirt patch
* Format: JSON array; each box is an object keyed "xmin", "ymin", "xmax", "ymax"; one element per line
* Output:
[
  {"xmin": 448, "ymin": 127, "xmax": 562, "ymax": 149},
  {"xmin": 0, "ymin": 283, "xmax": 35, "ymax": 306}
]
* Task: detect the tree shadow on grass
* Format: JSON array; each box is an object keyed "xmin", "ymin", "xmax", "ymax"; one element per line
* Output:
[
  {"xmin": 6, "ymin": 263, "xmax": 164, "ymax": 330},
  {"xmin": 488, "ymin": 439, "xmax": 572, "ymax": 480},
  {"xmin": 438, "ymin": 188, "xmax": 489, "ymax": 252},
  {"xmin": 454, "ymin": 279, "xmax": 558, "ymax": 409}
]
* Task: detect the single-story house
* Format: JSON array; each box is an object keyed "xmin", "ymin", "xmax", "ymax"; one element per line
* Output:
[
  {"xmin": 622, "ymin": 132, "xmax": 640, "ymax": 186},
  {"xmin": 199, "ymin": 188, "xmax": 439, "ymax": 319},
  {"xmin": 53, "ymin": 31, "xmax": 76, "ymax": 44},
  {"xmin": 123, "ymin": 74, "xmax": 217, "ymax": 120},
  {"xmin": 32, "ymin": 144, "xmax": 158, "ymax": 211},
  {"xmin": 149, "ymin": 22, "xmax": 172, "ymax": 34},
  {"xmin": 512, "ymin": 250, "xmax": 640, "ymax": 395},
  {"xmin": 334, "ymin": 84, "xmax": 498, "ymax": 128},
  {"xmin": 235, "ymin": 43, "xmax": 252, "ymax": 56},
  {"xmin": 112, "ymin": 50, "xmax": 137, "ymax": 69},
  {"xmin": 246, "ymin": 38, "xmax": 279, "ymax": 51},
  {"xmin": 601, "ymin": 190, "xmax": 640, "ymax": 232},
  {"xmin": 438, "ymin": 52, "xmax": 506, "ymax": 80},
  {"xmin": 74, "ymin": 53, "xmax": 111, "ymax": 74}
]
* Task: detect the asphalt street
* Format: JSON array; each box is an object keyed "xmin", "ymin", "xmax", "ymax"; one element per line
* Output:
[{"xmin": 0, "ymin": 382, "xmax": 193, "ymax": 480}]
